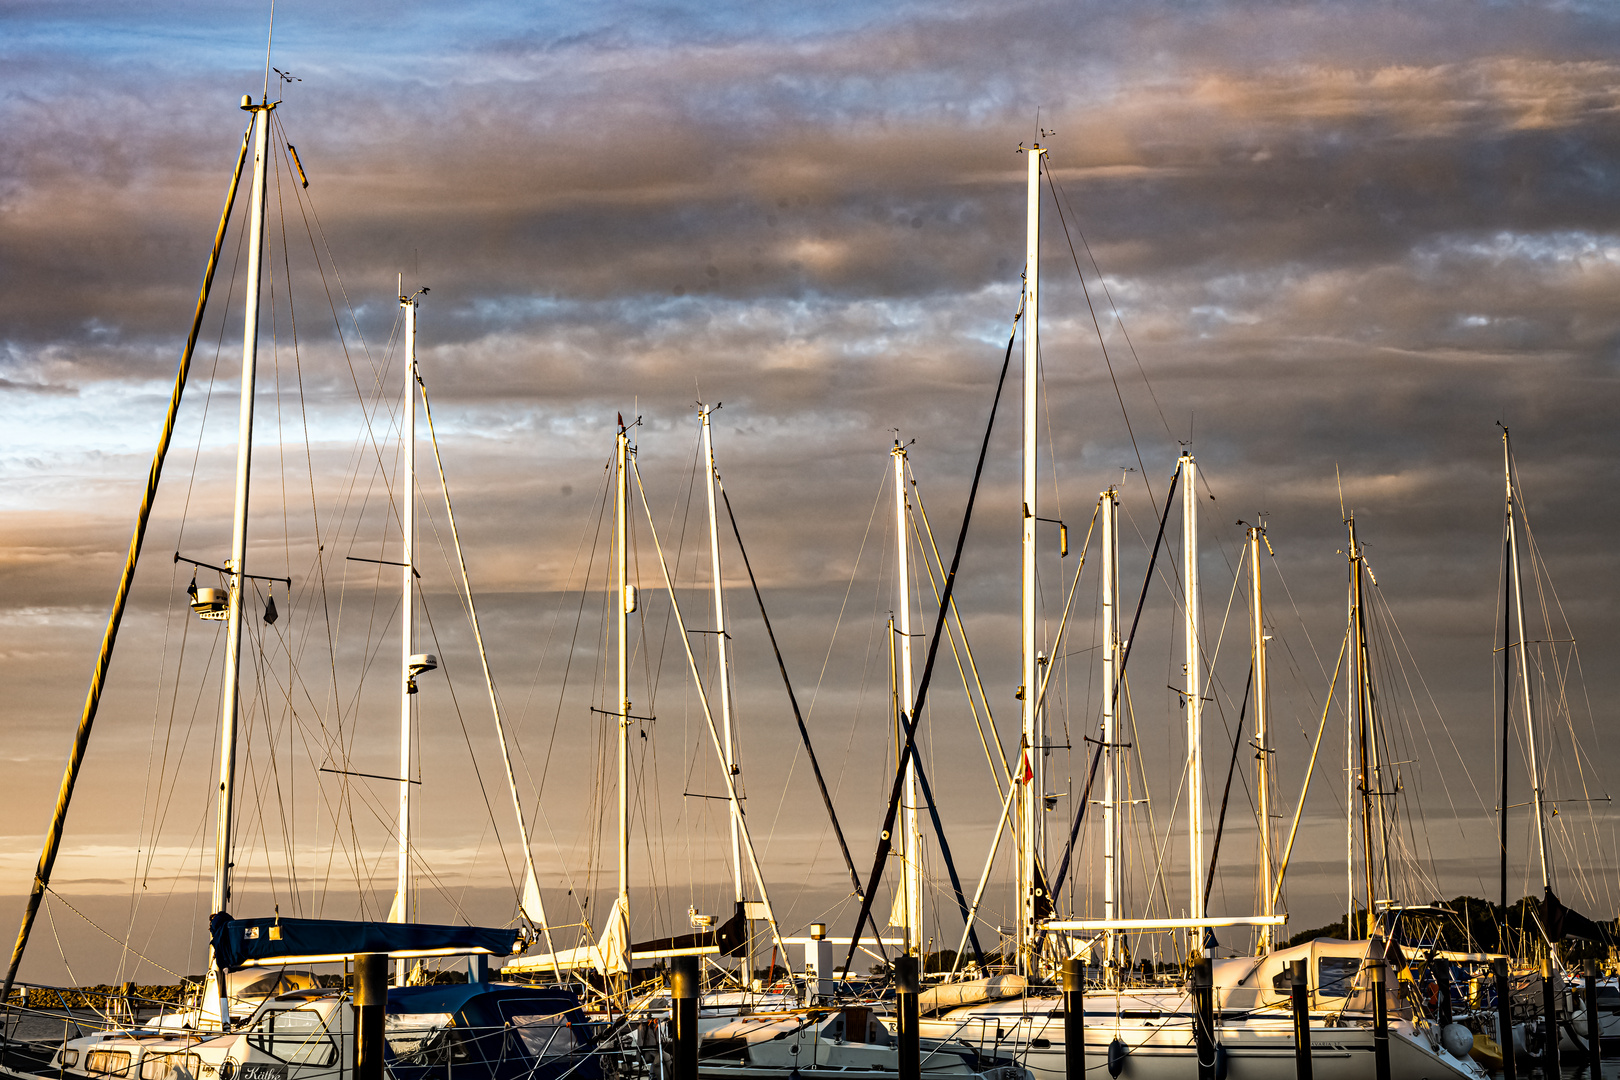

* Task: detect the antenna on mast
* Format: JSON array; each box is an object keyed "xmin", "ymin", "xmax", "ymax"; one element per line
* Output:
[{"xmin": 262, "ymin": 0, "xmax": 276, "ymax": 103}]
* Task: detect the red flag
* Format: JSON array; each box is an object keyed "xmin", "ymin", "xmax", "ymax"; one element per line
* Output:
[{"xmin": 1019, "ymin": 751, "xmax": 1034, "ymax": 785}]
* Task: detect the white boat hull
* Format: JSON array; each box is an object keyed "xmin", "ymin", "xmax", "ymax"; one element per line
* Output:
[{"xmin": 919, "ymin": 1008, "xmax": 1485, "ymax": 1080}]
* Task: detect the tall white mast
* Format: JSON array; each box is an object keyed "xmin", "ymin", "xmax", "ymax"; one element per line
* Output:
[
  {"xmin": 1100, "ymin": 485, "xmax": 1120, "ymax": 977},
  {"xmin": 1504, "ymin": 432, "xmax": 1550, "ymax": 890},
  {"xmin": 1249, "ymin": 524, "xmax": 1274, "ymax": 952},
  {"xmin": 1181, "ymin": 453, "xmax": 1204, "ymax": 949},
  {"xmin": 616, "ymin": 421, "xmax": 633, "ymax": 988},
  {"xmin": 700, "ymin": 405, "xmax": 749, "ymax": 985},
  {"xmin": 1017, "ymin": 142, "xmax": 1045, "ymax": 973},
  {"xmin": 390, "ymin": 286, "xmax": 417, "ymax": 986},
  {"xmin": 208, "ymin": 93, "xmax": 272, "ymax": 1027},
  {"xmin": 892, "ymin": 439, "xmax": 923, "ymax": 956}
]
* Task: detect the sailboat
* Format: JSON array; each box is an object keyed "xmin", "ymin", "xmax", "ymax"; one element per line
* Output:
[
  {"xmin": 506, "ymin": 410, "xmax": 794, "ymax": 1002},
  {"xmin": 0, "ymin": 83, "xmax": 600, "ymax": 1080},
  {"xmin": 1488, "ymin": 429, "xmax": 1617, "ymax": 1066},
  {"xmin": 905, "ymin": 142, "xmax": 1491, "ymax": 1080}
]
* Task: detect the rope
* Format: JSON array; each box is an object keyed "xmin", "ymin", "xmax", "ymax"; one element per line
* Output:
[
  {"xmin": 417, "ymin": 373, "xmax": 561, "ymax": 972},
  {"xmin": 43, "ymin": 889, "xmax": 183, "ymax": 981},
  {"xmin": 717, "ymin": 482, "xmax": 863, "ymax": 900},
  {"xmin": 840, "ymin": 315, "xmax": 1018, "ymax": 979},
  {"xmin": 1043, "ymin": 161, "xmax": 1156, "ymax": 507},
  {"xmin": 0, "ymin": 123, "xmax": 252, "ymax": 1004}
]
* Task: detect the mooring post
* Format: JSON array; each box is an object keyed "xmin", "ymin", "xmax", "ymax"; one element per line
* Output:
[
  {"xmin": 1586, "ymin": 959, "xmax": 1603, "ymax": 1074},
  {"xmin": 672, "ymin": 955, "xmax": 700, "ymax": 1080},
  {"xmin": 1495, "ymin": 956, "xmax": 1518, "ymax": 1080},
  {"xmin": 896, "ymin": 955, "xmax": 921, "ymax": 1080},
  {"xmin": 354, "ymin": 953, "xmax": 387, "ymax": 1080},
  {"xmin": 1192, "ymin": 957, "xmax": 1215, "ymax": 1080},
  {"xmin": 1541, "ymin": 956, "xmax": 1561, "ymax": 1074},
  {"xmin": 1062, "ymin": 957, "xmax": 1084, "ymax": 1080},
  {"xmin": 1370, "ymin": 957, "xmax": 1391, "ymax": 1080},
  {"xmin": 1290, "ymin": 958, "xmax": 1313, "ymax": 1080}
]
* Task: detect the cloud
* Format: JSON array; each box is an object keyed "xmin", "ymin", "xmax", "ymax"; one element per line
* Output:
[{"xmin": 4, "ymin": 0, "xmax": 1620, "ymax": 981}]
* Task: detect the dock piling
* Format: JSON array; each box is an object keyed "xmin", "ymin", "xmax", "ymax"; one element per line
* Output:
[
  {"xmin": 1192, "ymin": 957, "xmax": 1214, "ymax": 1080},
  {"xmin": 1586, "ymin": 959, "xmax": 1603, "ymax": 1074},
  {"xmin": 1062, "ymin": 957, "xmax": 1084, "ymax": 1080},
  {"xmin": 1495, "ymin": 957, "xmax": 1517, "ymax": 1080},
  {"xmin": 672, "ymin": 955, "xmax": 700, "ymax": 1080},
  {"xmin": 1541, "ymin": 956, "xmax": 1561, "ymax": 1074},
  {"xmin": 354, "ymin": 953, "xmax": 387, "ymax": 1080},
  {"xmin": 896, "ymin": 955, "xmax": 920, "ymax": 1080},
  {"xmin": 1290, "ymin": 958, "xmax": 1312, "ymax": 1080},
  {"xmin": 1371, "ymin": 957, "xmax": 1390, "ymax": 1080}
]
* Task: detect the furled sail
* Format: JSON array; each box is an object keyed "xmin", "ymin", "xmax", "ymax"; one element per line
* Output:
[{"xmin": 210, "ymin": 912, "xmax": 521, "ymax": 970}]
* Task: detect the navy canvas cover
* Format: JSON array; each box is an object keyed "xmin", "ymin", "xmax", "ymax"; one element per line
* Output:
[{"xmin": 211, "ymin": 912, "xmax": 520, "ymax": 970}]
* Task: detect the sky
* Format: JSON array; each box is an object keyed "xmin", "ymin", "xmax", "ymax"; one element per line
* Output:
[{"xmin": 4, "ymin": 0, "xmax": 1620, "ymax": 985}]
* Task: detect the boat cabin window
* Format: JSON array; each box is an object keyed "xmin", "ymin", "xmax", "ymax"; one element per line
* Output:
[
  {"xmin": 497, "ymin": 1001, "xmax": 577, "ymax": 1060},
  {"xmin": 824, "ymin": 1008, "xmax": 886, "ymax": 1045},
  {"xmin": 248, "ymin": 1008, "xmax": 339, "ymax": 1066},
  {"xmin": 141, "ymin": 1052, "xmax": 202, "ymax": 1080},
  {"xmin": 385, "ymin": 1013, "xmax": 456, "ymax": 1062},
  {"xmin": 1317, "ymin": 958, "xmax": 1362, "ymax": 999},
  {"xmin": 86, "ymin": 1050, "xmax": 133, "ymax": 1076},
  {"xmin": 1271, "ymin": 968, "xmax": 1291, "ymax": 992},
  {"xmin": 505, "ymin": 1016, "xmax": 574, "ymax": 1060}
]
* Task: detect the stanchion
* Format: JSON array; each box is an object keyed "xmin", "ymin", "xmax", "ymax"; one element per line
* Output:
[
  {"xmin": 1370, "ymin": 957, "xmax": 1391, "ymax": 1080},
  {"xmin": 1495, "ymin": 956, "xmax": 1517, "ymax": 1080},
  {"xmin": 896, "ymin": 956, "xmax": 921, "ymax": 1080},
  {"xmin": 1586, "ymin": 959, "xmax": 1603, "ymax": 1075},
  {"xmin": 1540, "ymin": 956, "xmax": 1561, "ymax": 1074},
  {"xmin": 1192, "ymin": 957, "xmax": 1214, "ymax": 1080},
  {"xmin": 1062, "ymin": 957, "xmax": 1084, "ymax": 1080},
  {"xmin": 1290, "ymin": 959, "xmax": 1312, "ymax": 1080},
  {"xmin": 354, "ymin": 953, "xmax": 387, "ymax": 1080},
  {"xmin": 672, "ymin": 955, "xmax": 700, "ymax": 1080}
]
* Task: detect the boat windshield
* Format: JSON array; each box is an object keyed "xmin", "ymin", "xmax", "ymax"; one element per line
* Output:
[{"xmin": 1317, "ymin": 958, "xmax": 1361, "ymax": 999}]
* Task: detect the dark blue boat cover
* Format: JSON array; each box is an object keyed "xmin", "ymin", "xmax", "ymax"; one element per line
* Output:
[{"xmin": 211, "ymin": 912, "xmax": 521, "ymax": 970}]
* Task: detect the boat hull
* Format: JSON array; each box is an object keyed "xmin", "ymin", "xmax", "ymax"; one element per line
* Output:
[{"xmin": 918, "ymin": 1010, "xmax": 1484, "ymax": 1080}]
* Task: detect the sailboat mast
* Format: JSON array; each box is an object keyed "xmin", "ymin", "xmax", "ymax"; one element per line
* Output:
[
  {"xmin": 616, "ymin": 421, "xmax": 632, "ymax": 985},
  {"xmin": 1181, "ymin": 453, "xmax": 1204, "ymax": 947},
  {"xmin": 892, "ymin": 440, "xmax": 922, "ymax": 957},
  {"xmin": 1347, "ymin": 518, "xmax": 1378, "ymax": 935},
  {"xmin": 392, "ymin": 288, "xmax": 416, "ymax": 985},
  {"xmin": 1101, "ymin": 486, "xmax": 1119, "ymax": 976},
  {"xmin": 209, "ymin": 95, "xmax": 272, "ymax": 1022},
  {"xmin": 1018, "ymin": 142, "xmax": 1045, "ymax": 974},
  {"xmin": 700, "ymin": 405, "xmax": 749, "ymax": 985},
  {"xmin": 1503, "ymin": 430, "xmax": 1550, "ymax": 890},
  {"xmin": 1249, "ymin": 525, "xmax": 1274, "ymax": 952}
]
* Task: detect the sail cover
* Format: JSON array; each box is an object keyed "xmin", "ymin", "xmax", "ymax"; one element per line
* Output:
[
  {"xmin": 210, "ymin": 912, "xmax": 521, "ymax": 970},
  {"xmin": 1542, "ymin": 888, "xmax": 1614, "ymax": 944}
]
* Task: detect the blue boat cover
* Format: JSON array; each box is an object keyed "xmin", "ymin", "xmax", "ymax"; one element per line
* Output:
[{"xmin": 211, "ymin": 912, "xmax": 521, "ymax": 970}]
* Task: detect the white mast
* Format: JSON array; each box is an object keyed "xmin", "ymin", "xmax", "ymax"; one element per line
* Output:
[
  {"xmin": 1504, "ymin": 432, "xmax": 1550, "ymax": 890},
  {"xmin": 1181, "ymin": 453, "xmax": 1204, "ymax": 949},
  {"xmin": 1249, "ymin": 524, "xmax": 1274, "ymax": 952},
  {"xmin": 700, "ymin": 404, "xmax": 749, "ymax": 984},
  {"xmin": 616, "ymin": 420, "xmax": 633, "ymax": 988},
  {"xmin": 1018, "ymin": 142, "xmax": 1045, "ymax": 974},
  {"xmin": 1100, "ymin": 485, "xmax": 1120, "ymax": 977},
  {"xmin": 207, "ymin": 93, "xmax": 272, "ymax": 1027},
  {"xmin": 390, "ymin": 285, "xmax": 417, "ymax": 986},
  {"xmin": 892, "ymin": 439, "xmax": 923, "ymax": 957}
]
